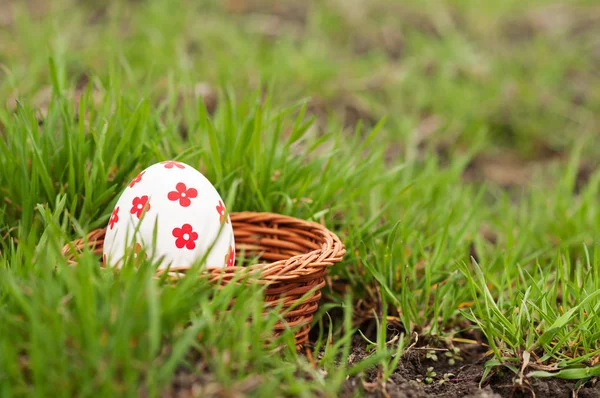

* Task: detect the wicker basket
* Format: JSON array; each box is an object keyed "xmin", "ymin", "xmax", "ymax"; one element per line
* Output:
[{"xmin": 61, "ymin": 212, "xmax": 346, "ymax": 348}]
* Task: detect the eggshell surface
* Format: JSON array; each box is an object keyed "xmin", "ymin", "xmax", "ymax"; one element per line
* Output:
[{"xmin": 103, "ymin": 160, "xmax": 235, "ymax": 269}]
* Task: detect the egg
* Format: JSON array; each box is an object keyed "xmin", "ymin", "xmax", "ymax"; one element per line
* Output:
[{"xmin": 102, "ymin": 160, "xmax": 235, "ymax": 270}]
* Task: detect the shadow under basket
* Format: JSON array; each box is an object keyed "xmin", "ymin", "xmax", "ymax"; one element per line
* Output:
[{"xmin": 61, "ymin": 211, "xmax": 346, "ymax": 348}]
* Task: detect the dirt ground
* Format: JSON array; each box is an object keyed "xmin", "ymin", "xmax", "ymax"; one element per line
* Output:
[{"xmin": 339, "ymin": 337, "xmax": 600, "ymax": 398}]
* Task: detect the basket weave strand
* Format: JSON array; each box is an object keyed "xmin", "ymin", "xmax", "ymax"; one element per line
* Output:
[{"xmin": 61, "ymin": 211, "xmax": 346, "ymax": 347}]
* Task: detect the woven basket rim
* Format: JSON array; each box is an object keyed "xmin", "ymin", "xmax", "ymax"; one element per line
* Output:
[{"xmin": 61, "ymin": 211, "xmax": 346, "ymax": 283}]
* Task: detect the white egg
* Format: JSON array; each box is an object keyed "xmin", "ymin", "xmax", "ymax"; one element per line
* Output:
[{"xmin": 102, "ymin": 160, "xmax": 235, "ymax": 270}]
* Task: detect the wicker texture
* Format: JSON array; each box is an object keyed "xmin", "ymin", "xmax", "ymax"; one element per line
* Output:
[{"xmin": 62, "ymin": 212, "xmax": 346, "ymax": 347}]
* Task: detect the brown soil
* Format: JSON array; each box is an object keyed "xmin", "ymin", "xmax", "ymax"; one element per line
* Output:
[{"xmin": 339, "ymin": 337, "xmax": 600, "ymax": 398}]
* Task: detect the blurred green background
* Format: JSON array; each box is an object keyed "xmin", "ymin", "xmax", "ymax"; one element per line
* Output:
[{"xmin": 2, "ymin": 0, "xmax": 598, "ymax": 170}]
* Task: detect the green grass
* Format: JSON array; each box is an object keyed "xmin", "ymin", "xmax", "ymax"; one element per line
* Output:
[{"xmin": 1, "ymin": 0, "xmax": 600, "ymax": 396}]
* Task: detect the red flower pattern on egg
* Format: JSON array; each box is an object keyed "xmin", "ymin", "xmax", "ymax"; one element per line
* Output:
[
  {"xmin": 216, "ymin": 200, "xmax": 229, "ymax": 224},
  {"xmin": 109, "ymin": 207, "xmax": 120, "ymax": 229},
  {"xmin": 225, "ymin": 246, "xmax": 235, "ymax": 267},
  {"xmin": 130, "ymin": 196, "xmax": 151, "ymax": 218},
  {"xmin": 172, "ymin": 224, "xmax": 198, "ymax": 250},
  {"xmin": 128, "ymin": 171, "xmax": 145, "ymax": 188},
  {"xmin": 161, "ymin": 161, "xmax": 185, "ymax": 169},
  {"xmin": 167, "ymin": 182, "xmax": 198, "ymax": 207}
]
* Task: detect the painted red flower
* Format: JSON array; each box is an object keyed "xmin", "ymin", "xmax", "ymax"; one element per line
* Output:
[
  {"xmin": 225, "ymin": 246, "xmax": 235, "ymax": 267},
  {"xmin": 216, "ymin": 200, "xmax": 229, "ymax": 224},
  {"xmin": 128, "ymin": 171, "xmax": 145, "ymax": 188},
  {"xmin": 109, "ymin": 207, "xmax": 119, "ymax": 229},
  {"xmin": 161, "ymin": 161, "xmax": 185, "ymax": 169},
  {"xmin": 167, "ymin": 182, "xmax": 198, "ymax": 207},
  {"xmin": 172, "ymin": 224, "xmax": 198, "ymax": 250},
  {"xmin": 130, "ymin": 196, "xmax": 151, "ymax": 218}
]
